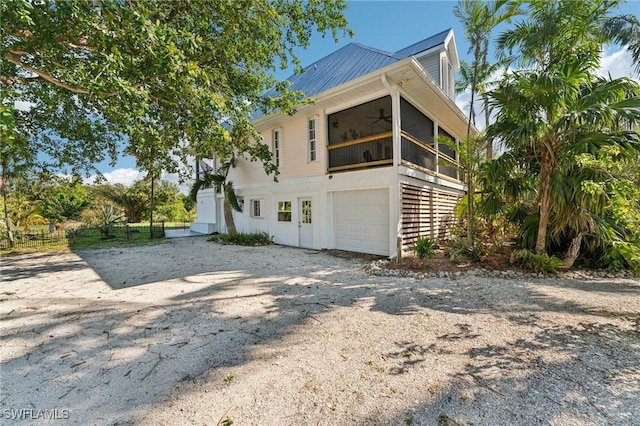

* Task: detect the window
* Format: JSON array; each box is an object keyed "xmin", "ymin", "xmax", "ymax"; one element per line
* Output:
[
  {"xmin": 308, "ymin": 118, "xmax": 317, "ymax": 162},
  {"xmin": 251, "ymin": 199, "xmax": 262, "ymax": 218},
  {"xmin": 277, "ymin": 201, "xmax": 292, "ymax": 222},
  {"xmin": 301, "ymin": 200, "xmax": 312, "ymax": 224},
  {"xmin": 441, "ymin": 56, "xmax": 450, "ymax": 97},
  {"xmin": 273, "ymin": 129, "xmax": 281, "ymax": 166}
]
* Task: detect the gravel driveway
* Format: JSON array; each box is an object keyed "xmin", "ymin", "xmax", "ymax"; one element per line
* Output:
[{"xmin": 1, "ymin": 236, "xmax": 639, "ymax": 425}]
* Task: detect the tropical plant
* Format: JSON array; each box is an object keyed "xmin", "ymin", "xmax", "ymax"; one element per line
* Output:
[
  {"xmin": 6, "ymin": 192, "xmax": 45, "ymax": 230},
  {"xmin": 412, "ymin": 236, "xmax": 438, "ymax": 259},
  {"xmin": 190, "ymin": 157, "xmax": 241, "ymax": 235},
  {"xmin": 454, "ymin": 0, "xmax": 521, "ymax": 137},
  {"xmin": 486, "ymin": 0, "xmax": 640, "ymax": 269},
  {"xmin": 516, "ymin": 250, "xmax": 564, "ymax": 275},
  {"xmin": 97, "ymin": 205, "xmax": 125, "ymax": 240},
  {"xmin": 210, "ymin": 232, "xmax": 272, "ymax": 246},
  {"xmin": 453, "ymin": 0, "xmax": 522, "ymax": 248}
]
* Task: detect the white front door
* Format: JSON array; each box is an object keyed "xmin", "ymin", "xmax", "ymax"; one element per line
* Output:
[{"xmin": 298, "ymin": 198, "xmax": 313, "ymax": 248}]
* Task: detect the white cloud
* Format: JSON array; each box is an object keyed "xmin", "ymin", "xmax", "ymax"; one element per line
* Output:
[
  {"xmin": 84, "ymin": 168, "xmax": 146, "ymax": 186},
  {"xmin": 84, "ymin": 168, "xmax": 192, "ymax": 194},
  {"xmin": 599, "ymin": 47, "xmax": 638, "ymax": 80}
]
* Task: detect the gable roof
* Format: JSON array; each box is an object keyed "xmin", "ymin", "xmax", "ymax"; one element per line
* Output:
[
  {"xmin": 393, "ymin": 28, "xmax": 451, "ymax": 59},
  {"xmin": 280, "ymin": 28, "xmax": 453, "ymax": 98}
]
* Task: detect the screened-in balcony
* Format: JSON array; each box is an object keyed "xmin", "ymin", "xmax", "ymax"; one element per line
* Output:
[
  {"xmin": 327, "ymin": 96, "xmax": 393, "ymax": 172},
  {"xmin": 327, "ymin": 95, "xmax": 460, "ymax": 181}
]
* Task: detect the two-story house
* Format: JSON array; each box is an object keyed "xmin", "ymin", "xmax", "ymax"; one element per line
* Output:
[{"xmin": 191, "ymin": 28, "xmax": 473, "ymax": 258}]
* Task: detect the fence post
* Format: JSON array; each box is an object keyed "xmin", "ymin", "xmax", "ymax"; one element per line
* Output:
[{"xmin": 162, "ymin": 221, "xmax": 165, "ymax": 238}]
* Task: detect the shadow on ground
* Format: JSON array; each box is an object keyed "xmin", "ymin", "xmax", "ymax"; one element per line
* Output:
[{"xmin": 1, "ymin": 239, "xmax": 638, "ymax": 425}]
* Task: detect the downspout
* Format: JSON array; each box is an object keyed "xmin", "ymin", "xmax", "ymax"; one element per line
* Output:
[{"xmin": 382, "ymin": 73, "xmax": 402, "ymax": 259}]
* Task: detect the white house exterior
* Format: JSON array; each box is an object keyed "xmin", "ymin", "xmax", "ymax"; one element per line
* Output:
[{"xmin": 192, "ymin": 29, "xmax": 474, "ymax": 258}]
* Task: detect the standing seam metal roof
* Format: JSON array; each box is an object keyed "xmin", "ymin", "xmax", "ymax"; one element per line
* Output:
[
  {"xmin": 274, "ymin": 28, "xmax": 451, "ymax": 99},
  {"xmin": 256, "ymin": 29, "xmax": 451, "ymax": 120}
]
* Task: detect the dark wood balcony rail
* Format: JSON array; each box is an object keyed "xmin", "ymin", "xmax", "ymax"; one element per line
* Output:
[
  {"xmin": 326, "ymin": 130, "xmax": 460, "ymax": 178},
  {"xmin": 327, "ymin": 131, "xmax": 393, "ymax": 172}
]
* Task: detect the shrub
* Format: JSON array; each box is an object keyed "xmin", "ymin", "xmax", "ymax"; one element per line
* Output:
[
  {"xmin": 412, "ymin": 236, "xmax": 438, "ymax": 259},
  {"xmin": 97, "ymin": 205, "xmax": 125, "ymax": 240},
  {"xmin": 210, "ymin": 232, "xmax": 272, "ymax": 246},
  {"xmin": 516, "ymin": 250, "xmax": 564, "ymax": 275}
]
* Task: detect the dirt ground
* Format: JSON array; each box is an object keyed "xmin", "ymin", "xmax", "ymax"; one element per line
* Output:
[{"xmin": 1, "ymin": 236, "xmax": 639, "ymax": 425}]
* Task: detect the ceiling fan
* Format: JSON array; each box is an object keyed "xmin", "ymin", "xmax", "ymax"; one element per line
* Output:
[{"xmin": 366, "ymin": 109, "xmax": 392, "ymax": 124}]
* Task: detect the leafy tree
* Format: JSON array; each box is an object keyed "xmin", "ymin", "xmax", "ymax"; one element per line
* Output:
[
  {"xmin": 453, "ymin": 0, "xmax": 521, "ymax": 247},
  {"xmin": 40, "ymin": 176, "xmax": 91, "ymax": 223},
  {"xmin": 0, "ymin": 97, "xmax": 35, "ymax": 245},
  {"xmin": 487, "ymin": 0, "xmax": 640, "ymax": 266},
  {"xmin": 90, "ymin": 179, "xmax": 185, "ymax": 223},
  {"xmin": 2, "ymin": 0, "xmax": 352, "ymax": 178}
]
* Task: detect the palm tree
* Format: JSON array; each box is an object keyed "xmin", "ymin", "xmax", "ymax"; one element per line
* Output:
[
  {"xmin": 490, "ymin": 0, "xmax": 640, "ymax": 256},
  {"xmin": 190, "ymin": 157, "xmax": 242, "ymax": 235},
  {"xmin": 453, "ymin": 0, "xmax": 521, "ymax": 247},
  {"xmin": 488, "ymin": 63, "xmax": 640, "ymax": 261}
]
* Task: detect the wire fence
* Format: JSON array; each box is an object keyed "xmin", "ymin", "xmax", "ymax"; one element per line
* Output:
[{"xmin": 1, "ymin": 223, "xmax": 165, "ymax": 250}]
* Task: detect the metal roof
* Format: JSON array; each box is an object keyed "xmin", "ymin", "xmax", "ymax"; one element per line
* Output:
[
  {"xmin": 393, "ymin": 28, "xmax": 451, "ymax": 59},
  {"xmin": 279, "ymin": 28, "xmax": 451, "ymax": 98},
  {"xmin": 255, "ymin": 29, "xmax": 452, "ymax": 120},
  {"xmin": 282, "ymin": 43, "xmax": 397, "ymax": 98}
]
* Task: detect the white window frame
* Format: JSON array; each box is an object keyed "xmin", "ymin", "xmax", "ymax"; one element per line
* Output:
[
  {"xmin": 251, "ymin": 199, "xmax": 263, "ymax": 218},
  {"xmin": 307, "ymin": 117, "xmax": 317, "ymax": 162},
  {"xmin": 277, "ymin": 201, "xmax": 292, "ymax": 222},
  {"xmin": 272, "ymin": 128, "xmax": 281, "ymax": 167},
  {"xmin": 440, "ymin": 56, "xmax": 450, "ymax": 97}
]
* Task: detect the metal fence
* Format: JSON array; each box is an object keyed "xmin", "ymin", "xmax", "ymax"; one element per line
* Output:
[{"xmin": 1, "ymin": 223, "xmax": 165, "ymax": 250}]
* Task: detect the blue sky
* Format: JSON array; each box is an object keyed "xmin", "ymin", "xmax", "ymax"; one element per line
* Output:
[{"xmin": 91, "ymin": 0, "xmax": 640, "ymax": 189}]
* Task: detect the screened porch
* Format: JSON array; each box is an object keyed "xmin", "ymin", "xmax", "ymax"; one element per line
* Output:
[{"xmin": 327, "ymin": 95, "xmax": 460, "ymax": 180}]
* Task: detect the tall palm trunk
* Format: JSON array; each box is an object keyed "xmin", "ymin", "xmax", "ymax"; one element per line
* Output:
[
  {"xmin": 535, "ymin": 146, "xmax": 555, "ymax": 253},
  {"xmin": 464, "ymin": 54, "xmax": 479, "ymax": 247},
  {"xmin": 223, "ymin": 199, "xmax": 237, "ymax": 234},
  {"xmin": 483, "ymin": 95, "xmax": 492, "ymax": 160}
]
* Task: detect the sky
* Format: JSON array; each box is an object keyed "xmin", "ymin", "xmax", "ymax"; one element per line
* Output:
[{"xmin": 89, "ymin": 0, "xmax": 640, "ymax": 191}]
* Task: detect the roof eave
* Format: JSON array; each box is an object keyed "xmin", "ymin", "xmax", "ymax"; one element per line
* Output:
[{"xmin": 444, "ymin": 29, "xmax": 460, "ymax": 69}]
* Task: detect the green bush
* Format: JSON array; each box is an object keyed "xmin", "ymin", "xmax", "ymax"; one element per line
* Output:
[
  {"xmin": 517, "ymin": 250, "xmax": 564, "ymax": 275},
  {"xmin": 412, "ymin": 236, "xmax": 438, "ymax": 259},
  {"xmin": 601, "ymin": 242, "xmax": 640, "ymax": 275},
  {"xmin": 210, "ymin": 232, "xmax": 272, "ymax": 246}
]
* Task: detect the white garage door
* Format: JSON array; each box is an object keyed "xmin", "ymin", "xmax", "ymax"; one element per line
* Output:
[{"xmin": 333, "ymin": 189, "xmax": 390, "ymax": 256}]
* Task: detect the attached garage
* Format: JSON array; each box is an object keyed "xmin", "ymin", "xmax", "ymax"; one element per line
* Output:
[{"xmin": 333, "ymin": 189, "xmax": 390, "ymax": 256}]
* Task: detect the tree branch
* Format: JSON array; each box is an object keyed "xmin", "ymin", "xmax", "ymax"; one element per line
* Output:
[{"xmin": 7, "ymin": 51, "xmax": 90, "ymax": 94}]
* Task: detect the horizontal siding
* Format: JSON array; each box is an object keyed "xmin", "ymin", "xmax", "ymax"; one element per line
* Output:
[
  {"xmin": 418, "ymin": 53, "xmax": 440, "ymax": 86},
  {"xmin": 231, "ymin": 113, "xmax": 327, "ymax": 186},
  {"xmin": 400, "ymin": 183, "xmax": 460, "ymax": 252}
]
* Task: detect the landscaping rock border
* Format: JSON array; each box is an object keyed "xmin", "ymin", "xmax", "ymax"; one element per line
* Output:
[{"xmin": 364, "ymin": 259, "xmax": 638, "ymax": 281}]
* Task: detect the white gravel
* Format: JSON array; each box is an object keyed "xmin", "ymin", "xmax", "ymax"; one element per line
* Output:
[{"xmin": 1, "ymin": 236, "xmax": 639, "ymax": 425}]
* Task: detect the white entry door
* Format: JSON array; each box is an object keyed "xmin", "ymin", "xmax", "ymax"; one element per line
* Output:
[{"xmin": 298, "ymin": 198, "xmax": 313, "ymax": 248}]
